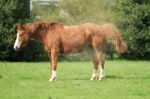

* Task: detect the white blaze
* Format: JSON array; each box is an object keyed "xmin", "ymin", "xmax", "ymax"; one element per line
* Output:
[{"xmin": 14, "ymin": 33, "xmax": 19, "ymax": 50}]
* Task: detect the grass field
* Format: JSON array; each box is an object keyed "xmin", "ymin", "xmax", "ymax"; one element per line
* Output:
[{"xmin": 0, "ymin": 60, "xmax": 150, "ymax": 99}]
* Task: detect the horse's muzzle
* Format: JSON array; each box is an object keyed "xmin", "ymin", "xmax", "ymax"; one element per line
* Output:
[{"xmin": 14, "ymin": 46, "xmax": 20, "ymax": 51}]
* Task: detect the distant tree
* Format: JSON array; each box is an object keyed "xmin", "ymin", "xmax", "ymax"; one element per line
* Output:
[
  {"xmin": 114, "ymin": 0, "xmax": 150, "ymax": 59},
  {"xmin": 59, "ymin": 0, "xmax": 116, "ymax": 25},
  {"xmin": 0, "ymin": 0, "xmax": 30, "ymax": 61},
  {"xmin": 31, "ymin": 1, "xmax": 60, "ymax": 22}
]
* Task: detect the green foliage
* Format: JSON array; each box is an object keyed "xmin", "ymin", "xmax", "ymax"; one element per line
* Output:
[
  {"xmin": 0, "ymin": 0, "xmax": 30, "ymax": 60},
  {"xmin": 31, "ymin": 0, "xmax": 116, "ymax": 24},
  {"xmin": 31, "ymin": 2, "xmax": 60, "ymax": 22},
  {"xmin": 59, "ymin": 0, "xmax": 116, "ymax": 24},
  {"xmin": 0, "ymin": 0, "xmax": 43, "ymax": 61},
  {"xmin": 114, "ymin": 0, "xmax": 150, "ymax": 59}
]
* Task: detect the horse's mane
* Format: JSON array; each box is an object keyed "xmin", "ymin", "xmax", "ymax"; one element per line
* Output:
[
  {"xmin": 25, "ymin": 22, "xmax": 64, "ymax": 33},
  {"xmin": 36, "ymin": 22, "xmax": 64, "ymax": 29}
]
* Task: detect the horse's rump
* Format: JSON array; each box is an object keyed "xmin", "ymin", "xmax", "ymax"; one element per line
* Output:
[{"xmin": 97, "ymin": 23, "xmax": 127, "ymax": 53}]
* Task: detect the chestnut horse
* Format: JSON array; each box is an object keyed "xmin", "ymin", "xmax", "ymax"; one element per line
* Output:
[{"xmin": 14, "ymin": 22, "xmax": 127, "ymax": 81}]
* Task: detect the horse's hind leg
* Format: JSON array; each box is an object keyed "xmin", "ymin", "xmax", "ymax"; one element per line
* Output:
[
  {"xmin": 93, "ymin": 46, "xmax": 105, "ymax": 80},
  {"xmin": 97, "ymin": 52, "xmax": 105, "ymax": 80},
  {"xmin": 90, "ymin": 53, "xmax": 99, "ymax": 80}
]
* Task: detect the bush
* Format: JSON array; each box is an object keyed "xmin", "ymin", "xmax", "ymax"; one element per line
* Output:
[
  {"xmin": 0, "ymin": 0, "xmax": 32, "ymax": 61},
  {"xmin": 114, "ymin": 0, "xmax": 150, "ymax": 59}
]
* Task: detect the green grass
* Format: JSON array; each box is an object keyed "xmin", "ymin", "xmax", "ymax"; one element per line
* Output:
[{"xmin": 0, "ymin": 60, "xmax": 150, "ymax": 99}]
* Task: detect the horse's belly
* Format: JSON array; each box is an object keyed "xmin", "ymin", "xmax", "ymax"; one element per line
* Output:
[
  {"xmin": 61, "ymin": 30, "xmax": 91, "ymax": 54},
  {"xmin": 62, "ymin": 42, "xmax": 87, "ymax": 54}
]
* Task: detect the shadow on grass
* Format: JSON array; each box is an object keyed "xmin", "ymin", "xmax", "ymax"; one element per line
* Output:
[
  {"xmin": 106, "ymin": 75, "xmax": 125, "ymax": 79},
  {"xmin": 60, "ymin": 75, "xmax": 150, "ymax": 81},
  {"xmin": 19, "ymin": 76, "xmax": 39, "ymax": 80},
  {"xmin": 106, "ymin": 75, "xmax": 150, "ymax": 80},
  {"xmin": 17, "ymin": 75, "xmax": 150, "ymax": 81},
  {"xmin": 0, "ymin": 74, "xmax": 3, "ymax": 79},
  {"xmin": 59, "ymin": 77, "xmax": 90, "ymax": 81}
]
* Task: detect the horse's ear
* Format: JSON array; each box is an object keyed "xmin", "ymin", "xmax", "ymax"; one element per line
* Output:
[{"xmin": 16, "ymin": 24, "xmax": 25, "ymax": 30}]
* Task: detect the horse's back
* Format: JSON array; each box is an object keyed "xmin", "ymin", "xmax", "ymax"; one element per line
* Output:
[{"xmin": 59, "ymin": 23, "xmax": 95, "ymax": 53}]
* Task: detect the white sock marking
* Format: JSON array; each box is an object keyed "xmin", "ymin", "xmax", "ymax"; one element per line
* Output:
[
  {"xmin": 99, "ymin": 65, "xmax": 104, "ymax": 80},
  {"xmin": 90, "ymin": 69, "xmax": 97, "ymax": 80},
  {"xmin": 49, "ymin": 70, "xmax": 57, "ymax": 81}
]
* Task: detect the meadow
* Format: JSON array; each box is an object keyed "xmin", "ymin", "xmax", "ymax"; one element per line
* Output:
[{"xmin": 0, "ymin": 60, "xmax": 150, "ymax": 99}]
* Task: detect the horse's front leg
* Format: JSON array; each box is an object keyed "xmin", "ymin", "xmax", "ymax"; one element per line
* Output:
[{"xmin": 49, "ymin": 50, "xmax": 58, "ymax": 82}]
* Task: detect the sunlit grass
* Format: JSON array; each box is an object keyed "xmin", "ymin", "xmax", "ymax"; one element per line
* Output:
[{"xmin": 0, "ymin": 60, "xmax": 150, "ymax": 99}]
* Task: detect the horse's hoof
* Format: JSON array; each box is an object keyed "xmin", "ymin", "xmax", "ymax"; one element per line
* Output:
[
  {"xmin": 90, "ymin": 78, "xmax": 94, "ymax": 80},
  {"xmin": 90, "ymin": 77, "xmax": 97, "ymax": 80},
  {"xmin": 98, "ymin": 77, "xmax": 104, "ymax": 80},
  {"xmin": 98, "ymin": 78, "xmax": 103, "ymax": 80},
  {"xmin": 49, "ymin": 78, "xmax": 56, "ymax": 82},
  {"xmin": 49, "ymin": 79, "xmax": 54, "ymax": 82}
]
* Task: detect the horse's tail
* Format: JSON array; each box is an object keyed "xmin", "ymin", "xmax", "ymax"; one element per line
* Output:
[{"xmin": 99, "ymin": 23, "xmax": 127, "ymax": 53}]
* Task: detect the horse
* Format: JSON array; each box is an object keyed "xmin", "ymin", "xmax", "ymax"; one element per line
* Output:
[{"xmin": 14, "ymin": 22, "xmax": 127, "ymax": 81}]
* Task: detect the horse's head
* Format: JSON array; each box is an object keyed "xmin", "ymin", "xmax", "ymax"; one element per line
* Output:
[{"xmin": 14, "ymin": 24, "xmax": 30, "ymax": 51}]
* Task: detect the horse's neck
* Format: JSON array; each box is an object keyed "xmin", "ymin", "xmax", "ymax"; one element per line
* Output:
[{"xmin": 31, "ymin": 29, "xmax": 48, "ymax": 45}]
